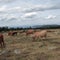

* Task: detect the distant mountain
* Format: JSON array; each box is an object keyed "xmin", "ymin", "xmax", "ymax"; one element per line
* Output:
[
  {"xmin": 31, "ymin": 24, "xmax": 60, "ymax": 29},
  {"xmin": 0, "ymin": 24, "xmax": 60, "ymax": 29}
]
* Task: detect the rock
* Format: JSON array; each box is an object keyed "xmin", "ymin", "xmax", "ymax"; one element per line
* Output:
[
  {"xmin": 0, "ymin": 49, "xmax": 11, "ymax": 55},
  {"xmin": 14, "ymin": 49, "xmax": 21, "ymax": 54},
  {"xmin": 48, "ymin": 46, "xmax": 57, "ymax": 50}
]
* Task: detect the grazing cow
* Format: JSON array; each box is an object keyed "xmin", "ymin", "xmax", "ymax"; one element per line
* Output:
[
  {"xmin": 32, "ymin": 30, "xmax": 47, "ymax": 40},
  {"xmin": 47, "ymin": 30, "xmax": 55, "ymax": 32},
  {"xmin": 12, "ymin": 31, "xmax": 17, "ymax": 36},
  {"xmin": 8, "ymin": 31, "xmax": 12, "ymax": 36},
  {"xmin": 8, "ymin": 31, "xmax": 17, "ymax": 36},
  {"xmin": 0, "ymin": 33, "xmax": 5, "ymax": 48},
  {"xmin": 26, "ymin": 29, "xmax": 34, "ymax": 35}
]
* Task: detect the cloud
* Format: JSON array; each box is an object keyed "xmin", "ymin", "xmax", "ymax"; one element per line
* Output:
[
  {"xmin": 0, "ymin": 5, "xmax": 22, "ymax": 13},
  {"xmin": 21, "ymin": 12, "xmax": 37, "ymax": 18},
  {"xmin": 7, "ymin": 6, "xmax": 22, "ymax": 13},
  {"xmin": 0, "ymin": 0, "xmax": 16, "ymax": 3},
  {"xmin": 0, "ymin": 5, "xmax": 7, "ymax": 12},
  {"xmin": 6, "ymin": 14, "xmax": 18, "ymax": 20},
  {"xmin": 23, "ymin": 4, "xmax": 60, "ymax": 13},
  {"xmin": 0, "ymin": 0, "xmax": 59, "ymax": 27},
  {"xmin": 0, "ymin": 4, "xmax": 60, "ymax": 14},
  {"xmin": 8, "ymin": 7, "xmax": 21, "ymax": 11},
  {"xmin": 45, "ymin": 15, "xmax": 56, "ymax": 19},
  {"xmin": 0, "ymin": 13, "xmax": 19, "ymax": 21}
]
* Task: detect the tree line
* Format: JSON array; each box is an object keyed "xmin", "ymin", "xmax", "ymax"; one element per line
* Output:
[{"xmin": 0, "ymin": 25, "xmax": 60, "ymax": 32}]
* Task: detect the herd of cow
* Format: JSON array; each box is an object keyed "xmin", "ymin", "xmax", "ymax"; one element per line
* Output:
[{"xmin": 0, "ymin": 29, "xmax": 52, "ymax": 48}]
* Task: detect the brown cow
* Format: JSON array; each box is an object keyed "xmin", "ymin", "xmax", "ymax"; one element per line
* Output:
[
  {"xmin": 8, "ymin": 31, "xmax": 12, "ymax": 35},
  {"xmin": 32, "ymin": 30, "xmax": 47, "ymax": 40},
  {"xmin": 12, "ymin": 31, "xmax": 17, "ymax": 36},
  {"xmin": 26, "ymin": 29, "xmax": 34, "ymax": 35},
  {"xmin": 8, "ymin": 31, "xmax": 17, "ymax": 36},
  {"xmin": 47, "ymin": 30, "xmax": 55, "ymax": 32},
  {"xmin": 0, "ymin": 33, "xmax": 5, "ymax": 48}
]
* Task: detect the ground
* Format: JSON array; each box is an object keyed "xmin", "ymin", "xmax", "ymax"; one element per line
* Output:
[{"xmin": 0, "ymin": 29, "xmax": 60, "ymax": 60}]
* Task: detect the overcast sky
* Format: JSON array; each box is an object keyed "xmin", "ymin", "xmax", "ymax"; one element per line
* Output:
[{"xmin": 0, "ymin": 0, "xmax": 60, "ymax": 27}]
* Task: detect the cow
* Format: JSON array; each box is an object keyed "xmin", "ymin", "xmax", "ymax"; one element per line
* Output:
[
  {"xmin": 8, "ymin": 31, "xmax": 17, "ymax": 36},
  {"xmin": 47, "ymin": 30, "xmax": 55, "ymax": 32},
  {"xmin": 32, "ymin": 30, "xmax": 47, "ymax": 40},
  {"xmin": 8, "ymin": 31, "xmax": 12, "ymax": 36},
  {"xmin": 12, "ymin": 31, "xmax": 17, "ymax": 36},
  {"xmin": 26, "ymin": 29, "xmax": 34, "ymax": 35},
  {"xmin": 0, "ymin": 33, "xmax": 5, "ymax": 48}
]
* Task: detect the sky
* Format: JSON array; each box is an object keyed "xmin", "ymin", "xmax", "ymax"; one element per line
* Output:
[{"xmin": 0, "ymin": 0, "xmax": 60, "ymax": 27}]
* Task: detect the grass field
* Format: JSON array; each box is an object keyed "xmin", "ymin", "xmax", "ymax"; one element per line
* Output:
[{"xmin": 0, "ymin": 29, "xmax": 60, "ymax": 60}]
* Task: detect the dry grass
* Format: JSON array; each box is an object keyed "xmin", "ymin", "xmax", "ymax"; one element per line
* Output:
[{"xmin": 0, "ymin": 29, "xmax": 60, "ymax": 60}]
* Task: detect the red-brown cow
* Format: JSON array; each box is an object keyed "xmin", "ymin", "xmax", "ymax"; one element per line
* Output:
[
  {"xmin": 8, "ymin": 31, "xmax": 12, "ymax": 36},
  {"xmin": 12, "ymin": 31, "xmax": 17, "ymax": 36},
  {"xmin": 0, "ymin": 33, "xmax": 5, "ymax": 48},
  {"xmin": 32, "ymin": 30, "xmax": 47, "ymax": 40},
  {"xmin": 26, "ymin": 29, "xmax": 34, "ymax": 35},
  {"xmin": 8, "ymin": 31, "xmax": 17, "ymax": 36}
]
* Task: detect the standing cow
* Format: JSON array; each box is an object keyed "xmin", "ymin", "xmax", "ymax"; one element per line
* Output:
[
  {"xmin": 26, "ymin": 29, "xmax": 34, "ymax": 35},
  {"xmin": 0, "ymin": 33, "xmax": 5, "ymax": 48},
  {"xmin": 32, "ymin": 30, "xmax": 47, "ymax": 40}
]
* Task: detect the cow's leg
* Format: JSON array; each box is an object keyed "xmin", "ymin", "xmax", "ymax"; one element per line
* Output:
[
  {"xmin": 2, "ymin": 41, "xmax": 5, "ymax": 48},
  {"xmin": 45, "ymin": 34, "xmax": 47, "ymax": 39},
  {"xmin": 42, "ymin": 34, "xmax": 47, "ymax": 40},
  {"xmin": 32, "ymin": 36, "xmax": 36, "ymax": 42},
  {"xmin": 2, "ymin": 39, "xmax": 5, "ymax": 48},
  {"xmin": 32, "ymin": 36, "xmax": 35, "ymax": 41},
  {"xmin": 0, "ymin": 43, "xmax": 3, "ymax": 48},
  {"xmin": 42, "ymin": 35, "xmax": 47, "ymax": 41},
  {"xmin": 40, "ymin": 37, "xmax": 43, "ymax": 41},
  {"xmin": 16, "ymin": 33, "xmax": 17, "ymax": 35}
]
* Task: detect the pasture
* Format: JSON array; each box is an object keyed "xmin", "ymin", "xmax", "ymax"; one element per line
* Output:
[{"xmin": 0, "ymin": 29, "xmax": 60, "ymax": 60}]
